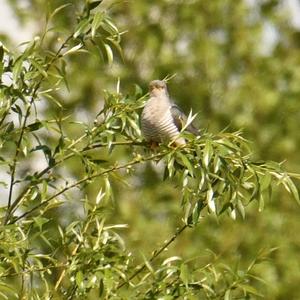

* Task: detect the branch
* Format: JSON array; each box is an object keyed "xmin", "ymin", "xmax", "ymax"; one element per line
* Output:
[
  {"xmin": 115, "ymin": 223, "xmax": 189, "ymax": 291},
  {"xmin": 5, "ymin": 35, "xmax": 73, "ymax": 223},
  {"xmin": 6, "ymin": 140, "xmax": 145, "ymax": 222},
  {"xmin": 10, "ymin": 151, "xmax": 164, "ymax": 224},
  {"xmin": 0, "ymin": 263, "xmax": 68, "ymax": 279}
]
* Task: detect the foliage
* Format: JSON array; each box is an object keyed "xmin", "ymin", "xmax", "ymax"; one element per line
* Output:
[{"xmin": 0, "ymin": 0, "xmax": 300, "ymax": 299}]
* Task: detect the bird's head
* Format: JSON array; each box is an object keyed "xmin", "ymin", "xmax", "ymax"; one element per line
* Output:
[{"xmin": 149, "ymin": 80, "xmax": 168, "ymax": 97}]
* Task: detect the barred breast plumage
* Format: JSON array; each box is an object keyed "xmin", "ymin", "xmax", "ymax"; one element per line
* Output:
[{"xmin": 141, "ymin": 80, "xmax": 192, "ymax": 146}]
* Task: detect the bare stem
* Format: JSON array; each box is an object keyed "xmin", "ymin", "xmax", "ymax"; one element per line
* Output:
[
  {"xmin": 11, "ymin": 152, "xmax": 164, "ymax": 224},
  {"xmin": 4, "ymin": 35, "xmax": 73, "ymax": 224},
  {"xmin": 115, "ymin": 223, "xmax": 189, "ymax": 291},
  {"xmin": 6, "ymin": 140, "xmax": 144, "ymax": 222}
]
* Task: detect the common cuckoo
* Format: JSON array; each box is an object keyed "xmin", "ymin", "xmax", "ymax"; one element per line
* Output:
[{"xmin": 141, "ymin": 80, "xmax": 198, "ymax": 147}]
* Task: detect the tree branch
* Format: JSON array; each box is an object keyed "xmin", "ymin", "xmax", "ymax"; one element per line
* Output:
[
  {"xmin": 6, "ymin": 140, "xmax": 145, "ymax": 223},
  {"xmin": 115, "ymin": 223, "xmax": 189, "ymax": 291},
  {"xmin": 5, "ymin": 35, "xmax": 73, "ymax": 223},
  {"xmin": 10, "ymin": 151, "xmax": 165, "ymax": 224}
]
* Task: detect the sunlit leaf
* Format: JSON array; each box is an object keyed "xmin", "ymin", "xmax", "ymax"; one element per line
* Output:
[
  {"xmin": 91, "ymin": 11, "xmax": 104, "ymax": 38},
  {"xmin": 63, "ymin": 43, "xmax": 83, "ymax": 56}
]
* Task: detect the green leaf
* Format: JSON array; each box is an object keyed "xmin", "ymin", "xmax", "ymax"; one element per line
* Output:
[
  {"xmin": 0, "ymin": 44, "xmax": 3, "ymax": 76},
  {"xmin": 88, "ymin": 0, "xmax": 103, "ymax": 11},
  {"xmin": 224, "ymin": 289, "xmax": 231, "ymax": 300},
  {"xmin": 176, "ymin": 152, "xmax": 194, "ymax": 177},
  {"xmin": 260, "ymin": 172, "xmax": 271, "ymax": 191},
  {"xmin": 74, "ymin": 18, "xmax": 91, "ymax": 38},
  {"xmin": 29, "ymin": 58, "xmax": 48, "ymax": 78},
  {"xmin": 27, "ymin": 121, "xmax": 42, "ymax": 132},
  {"xmin": 106, "ymin": 39, "xmax": 124, "ymax": 62},
  {"xmin": 237, "ymin": 283, "xmax": 263, "ymax": 297},
  {"xmin": 180, "ymin": 263, "xmax": 189, "ymax": 288},
  {"xmin": 43, "ymin": 93, "xmax": 63, "ymax": 108},
  {"xmin": 167, "ymin": 154, "xmax": 175, "ymax": 178},
  {"xmin": 207, "ymin": 186, "xmax": 216, "ymax": 213},
  {"xmin": 191, "ymin": 200, "xmax": 205, "ymax": 224},
  {"xmin": 4, "ymin": 121, "xmax": 14, "ymax": 134},
  {"xmin": 76, "ymin": 270, "xmax": 84, "ymax": 286},
  {"xmin": 282, "ymin": 175, "xmax": 300, "ymax": 205},
  {"xmin": 104, "ymin": 43, "xmax": 113, "ymax": 65},
  {"xmin": 237, "ymin": 199, "xmax": 245, "ymax": 218},
  {"xmin": 0, "ymin": 43, "xmax": 3, "ymax": 62},
  {"xmin": 13, "ymin": 57, "xmax": 23, "ymax": 86},
  {"xmin": 203, "ymin": 140, "xmax": 213, "ymax": 168},
  {"xmin": 33, "ymin": 216, "xmax": 49, "ymax": 230},
  {"xmin": 102, "ymin": 18, "xmax": 119, "ymax": 36},
  {"xmin": 63, "ymin": 43, "xmax": 83, "ymax": 56},
  {"xmin": 48, "ymin": 3, "xmax": 72, "ymax": 21},
  {"xmin": 91, "ymin": 11, "xmax": 104, "ymax": 38}
]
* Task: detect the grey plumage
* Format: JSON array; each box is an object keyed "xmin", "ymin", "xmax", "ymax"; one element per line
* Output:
[{"xmin": 141, "ymin": 80, "xmax": 198, "ymax": 146}]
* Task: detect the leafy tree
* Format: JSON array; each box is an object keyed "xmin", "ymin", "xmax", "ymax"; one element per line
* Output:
[{"xmin": 0, "ymin": 0, "xmax": 299, "ymax": 299}]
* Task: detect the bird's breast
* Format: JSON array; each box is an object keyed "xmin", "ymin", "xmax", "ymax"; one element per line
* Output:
[{"xmin": 141, "ymin": 98, "xmax": 180, "ymax": 142}]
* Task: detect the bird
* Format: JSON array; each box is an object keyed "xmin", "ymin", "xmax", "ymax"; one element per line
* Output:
[{"xmin": 141, "ymin": 80, "xmax": 199, "ymax": 147}]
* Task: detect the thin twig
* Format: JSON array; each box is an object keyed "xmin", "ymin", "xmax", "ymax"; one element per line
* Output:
[
  {"xmin": 4, "ymin": 35, "xmax": 72, "ymax": 224},
  {"xmin": 0, "ymin": 263, "xmax": 68, "ymax": 278},
  {"xmin": 53, "ymin": 196, "xmax": 103, "ymax": 293},
  {"xmin": 115, "ymin": 223, "xmax": 189, "ymax": 291},
  {"xmin": 6, "ymin": 140, "xmax": 144, "ymax": 221},
  {"xmin": 11, "ymin": 152, "xmax": 165, "ymax": 223}
]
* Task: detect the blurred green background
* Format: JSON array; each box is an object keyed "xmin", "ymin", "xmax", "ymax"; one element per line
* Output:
[{"xmin": 2, "ymin": 0, "xmax": 300, "ymax": 298}]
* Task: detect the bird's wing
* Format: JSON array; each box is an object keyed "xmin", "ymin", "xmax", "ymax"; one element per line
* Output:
[{"xmin": 170, "ymin": 104, "xmax": 199, "ymax": 135}]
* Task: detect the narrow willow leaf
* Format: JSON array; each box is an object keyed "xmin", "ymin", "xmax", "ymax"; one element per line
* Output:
[
  {"xmin": 43, "ymin": 93, "xmax": 63, "ymax": 108},
  {"xmin": 167, "ymin": 154, "xmax": 175, "ymax": 178},
  {"xmin": 63, "ymin": 43, "xmax": 83, "ymax": 56},
  {"xmin": 236, "ymin": 199, "xmax": 245, "ymax": 219},
  {"xmin": 0, "ymin": 43, "xmax": 3, "ymax": 61},
  {"xmin": 203, "ymin": 140, "xmax": 213, "ymax": 168},
  {"xmin": 19, "ymin": 144, "xmax": 27, "ymax": 159},
  {"xmin": 107, "ymin": 39, "xmax": 124, "ymax": 61},
  {"xmin": 104, "ymin": 43, "xmax": 113, "ymax": 65},
  {"xmin": 91, "ymin": 11, "xmax": 104, "ymax": 38},
  {"xmin": 75, "ymin": 270, "xmax": 84, "ymax": 286},
  {"xmin": 192, "ymin": 200, "xmax": 205, "ymax": 224},
  {"xmin": 230, "ymin": 208, "xmax": 236, "ymax": 220},
  {"xmin": 0, "ymin": 60, "xmax": 3, "ymax": 77},
  {"xmin": 0, "ymin": 44, "xmax": 3, "ymax": 76},
  {"xmin": 27, "ymin": 121, "xmax": 42, "ymax": 132},
  {"xmin": 29, "ymin": 58, "xmax": 48, "ymax": 77},
  {"xmin": 260, "ymin": 172, "xmax": 271, "ymax": 191},
  {"xmin": 142, "ymin": 254, "xmax": 154, "ymax": 274},
  {"xmin": 104, "ymin": 176, "xmax": 112, "ymax": 202},
  {"xmin": 177, "ymin": 152, "xmax": 194, "ymax": 177},
  {"xmin": 180, "ymin": 263, "xmax": 189, "ymax": 288},
  {"xmin": 74, "ymin": 18, "xmax": 91, "ymax": 38},
  {"xmin": 127, "ymin": 117, "xmax": 141, "ymax": 137},
  {"xmin": 162, "ymin": 256, "xmax": 182, "ymax": 265},
  {"xmin": 102, "ymin": 18, "xmax": 119, "ymax": 36},
  {"xmin": 213, "ymin": 155, "xmax": 221, "ymax": 173},
  {"xmin": 224, "ymin": 289, "xmax": 231, "ymax": 300},
  {"xmin": 182, "ymin": 170, "xmax": 189, "ymax": 187},
  {"xmin": 96, "ymin": 188, "xmax": 105, "ymax": 204},
  {"xmin": 207, "ymin": 187, "xmax": 216, "ymax": 213},
  {"xmin": 219, "ymin": 202, "xmax": 232, "ymax": 215},
  {"xmin": 183, "ymin": 199, "xmax": 192, "ymax": 223},
  {"xmin": 13, "ymin": 57, "xmax": 23, "ymax": 86},
  {"xmin": 48, "ymin": 3, "xmax": 72, "ymax": 21},
  {"xmin": 180, "ymin": 110, "xmax": 197, "ymax": 133},
  {"xmin": 88, "ymin": 0, "xmax": 103, "ymax": 11},
  {"xmin": 283, "ymin": 176, "xmax": 300, "ymax": 205},
  {"xmin": 237, "ymin": 283, "xmax": 263, "ymax": 297}
]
